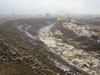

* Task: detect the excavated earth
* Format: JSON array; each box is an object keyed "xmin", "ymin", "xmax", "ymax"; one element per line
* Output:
[
  {"xmin": 50, "ymin": 21, "xmax": 100, "ymax": 75},
  {"xmin": 0, "ymin": 18, "xmax": 99, "ymax": 75}
]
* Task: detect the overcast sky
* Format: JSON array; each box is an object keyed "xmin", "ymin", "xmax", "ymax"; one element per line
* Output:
[{"xmin": 0, "ymin": 0, "xmax": 100, "ymax": 15}]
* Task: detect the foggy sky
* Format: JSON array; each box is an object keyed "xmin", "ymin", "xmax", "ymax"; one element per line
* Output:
[{"xmin": 0, "ymin": 0, "xmax": 100, "ymax": 15}]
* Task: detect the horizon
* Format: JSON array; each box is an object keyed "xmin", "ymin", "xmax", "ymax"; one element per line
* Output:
[{"xmin": 0, "ymin": 0, "xmax": 100, "ymax": 15}]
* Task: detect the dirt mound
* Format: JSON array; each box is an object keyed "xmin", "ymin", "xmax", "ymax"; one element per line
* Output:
[
  {"xmin": 0, "ymin": 62, "xmax": 35, "ymax": 75},
  {"xmin": 49, "ymin": 21, "xmax": 100, "ymax": 75},
  {"xmin": 0, "ymin": 18, "xmax": 66, "ymax": 75},
  {"xmin": 0, "ymin": 18, "xmax": 90, "ymax": 75},
  {"xmin": 85, "ymin": 43, "xmax": 100, "ymax": 51},
  {"xmin": 73, "ymin": 36, "xmax": 90, "ymax": 42},
  {"xmin": 0, "ymin": 39, "xmax": 58, "ymax": 75}
]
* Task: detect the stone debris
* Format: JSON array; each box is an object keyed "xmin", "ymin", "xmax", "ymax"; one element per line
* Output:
[
  {"xmin": 39, "ymin": 22, "xmax": 100, "ymax": 75},
  {"xmin": 63, "ymin": 22, "xmax": 96, "ymax": 37},
  {"xmin": 54, "ymin": 30, "xmax": 63, "ymax": 35}
]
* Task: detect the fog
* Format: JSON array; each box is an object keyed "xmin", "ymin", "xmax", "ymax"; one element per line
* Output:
[{"xmin": 0, "ymin": 0, "xmax": 100, "ymax": 15}]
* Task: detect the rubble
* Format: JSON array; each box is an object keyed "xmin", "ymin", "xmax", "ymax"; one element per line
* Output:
[
  {"xmin": 39, "ymin": 22, "xmax": 100, "ymax": 75},
  {"xmin": 54, "ymin": 30, "xmax": 63, "ymax": 35},
  {"xmin": 63, "ymin": 22, "xmax": 96, "ymax": 37},
  {"xmin": 0, "ymin": 18, "xmax": 99, "ymax": 75},
  {"xmin": 1, "ymin": 18, "xmax": 76, "ymax": 75}
]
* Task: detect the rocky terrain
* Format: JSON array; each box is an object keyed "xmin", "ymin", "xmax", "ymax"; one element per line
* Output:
[
  {"xmin": 50, "ymin": 21, "xmax": 100, "ymax": 75},
  {"xmin": 0, "ymin": 17, "xmax": 100, "ymax": 75},
  {"xmin": 0, "ymin": 18, "xmax": 89, "ymax": 75}
]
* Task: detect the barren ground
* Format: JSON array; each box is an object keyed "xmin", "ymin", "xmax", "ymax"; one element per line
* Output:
[{"xmin": 0, "ymin": 17, "xmax": 100, "ymax": 75}]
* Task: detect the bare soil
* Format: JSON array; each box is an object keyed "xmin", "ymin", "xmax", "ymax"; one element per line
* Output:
[{"xmin": 0, "ymin": 17, "xmax": 91, "ymax": 75}]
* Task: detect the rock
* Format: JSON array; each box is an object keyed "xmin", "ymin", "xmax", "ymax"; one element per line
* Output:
[{"xmin": 63, "ymin": 22, "xmax": 96, "ymax": 37}]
